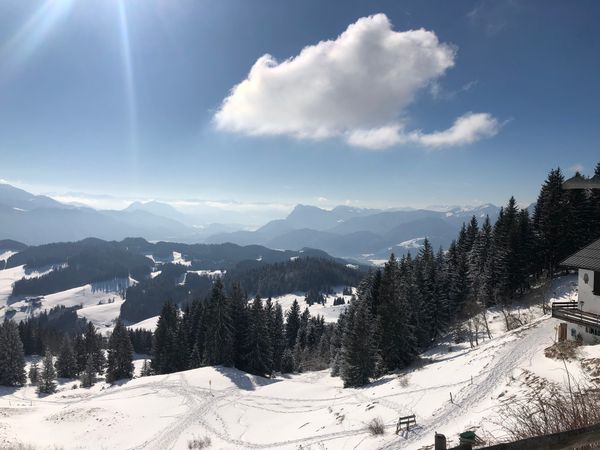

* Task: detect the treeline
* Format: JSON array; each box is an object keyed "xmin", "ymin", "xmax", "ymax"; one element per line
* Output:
[
  {"xmin": 18, "ymin": 305, "xmax": 90, "ymax": 355},
  {"xmin": 120, "ymin": 264, "xmax": 214, "ymax": 322},
  {"xmin": 121, "ymin": 257, "xmax": 361, "ymax": 323},
  {"xmin": 332, "ymin": 164, "xmax": 600, "ymax": 387},
  {"xmin": 0, "ymin": 318, "xmax": 136, "ymax": 390},
  {"xmin": 151, "ymin": 279, "xmax": 334, "ymax": 377},
  {"xmin": 12, "ymin": 241, "xmax": 152, "ymax": 296},
  {"xmin": 225, "ymin": 257, "xmax": 364, "ymax": 298}
]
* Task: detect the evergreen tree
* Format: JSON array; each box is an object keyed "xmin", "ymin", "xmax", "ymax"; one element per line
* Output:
[
  {"xmin": 83, "ymin": 322, "xmax": 105, "ymax": 375},
  {"xmin": 151, "ymin": 301, "xmax": 181, "ymax": 374},
  {"xmin": 106, "ymin": 320, "xmax": 134, "ymax": 383},
  {"xmin": 376, "ymin": 254, "xmax": 417, "ymax": 371},
  {"xmin": 28, "ymin": 362, "xmax": 39, "ymax": 385},
  {"xmin": 340, "ymin": 298, "xmax": 376, "ymax": 387},
  {"xmin": 140, "ymin": 359, "xmax": 152, "ymax": 377},
  {"xmin": 285, "ymin": 300, "xmax": 301, "ymax": 349},
  {"xmin": 0, "ymin": 320, "xmax": 26, "ymax": 386},
  {"xmin": 204, "ymin": 279, "xmax": 234, "ymax": 366},
  {"xmin": 245, "ymin": 296, "xmax": 273, "ymax": 377},
  {"xmin": 230, "ymin": 282, "xmax": 249, "ymax": 370},
  {"xmin": 37, "ymin": 350, "xmax": 57, "ymax": 394},
  {"xmin": 280, "ymin": 348, "xmax": 295, "ymax": 373},
  {"xmin": 271, "ymin": 303, "xmax": 286, "ymax": 372},
  {"xmin": 533, "ymin": 168, "xmax": 571, "ymax": 276},
  {"xmin": 74, "ymin": 333, "xmax": 87, "ymax": 375},
  {"xmin": 55, "ymin": 335, "xmax": 78, "ymax": 378},
  {"xmin": 80, "ymin": 354, "xmax": 96, "ymax": 388}
]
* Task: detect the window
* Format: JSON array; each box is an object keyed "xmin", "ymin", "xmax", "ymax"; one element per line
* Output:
[
  {"xmin": 594, "ymin": 271, "xmax": 600, "ymax": 296},
  {"xmin": 586, "ymin": 326, "xmax": 600, "ymax": 336},
  {"xmin": 571, "ymin": 328, "xmax": 577, "ymax": 337}
]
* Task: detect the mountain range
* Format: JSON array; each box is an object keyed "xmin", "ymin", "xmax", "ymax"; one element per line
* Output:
[{"xmin": 0, "ymin": 183, "xmax": 500, "ymax": 263}]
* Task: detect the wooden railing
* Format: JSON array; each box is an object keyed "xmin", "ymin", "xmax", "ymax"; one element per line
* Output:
[{"xmin": 551, "ymin": 301, "xmax": 600, "ymax": 328}]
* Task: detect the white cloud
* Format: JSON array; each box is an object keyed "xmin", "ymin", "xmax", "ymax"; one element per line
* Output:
[
  {"xmin": 410, "ymin": 112, "xmax": 500, "ymax": 148},
  {"xmin": 215, "ymin": 13, "xmax": 500, "ymax": 150}
]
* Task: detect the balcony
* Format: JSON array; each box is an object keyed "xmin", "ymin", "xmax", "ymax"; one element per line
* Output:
[{"xmin": 552, "ymin": 302, "xmax": 600, "ymax": 328}]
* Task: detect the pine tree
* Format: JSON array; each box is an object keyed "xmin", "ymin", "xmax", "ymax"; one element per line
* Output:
[
  {"xmin": 74, "ymin": 333, "xmax": 87, "ymax": 375},
  {"xmin": 37, "ymin": 351, "xmax": 57, "ymax": 394},
  {"xmin": 533, "ymin": 168, "xmax": 571, "ymax": 276},
  {"xmin": 204, "ymin": 279, "xmax": 234, "ymax": 366},
  {"xmin": 340, "ymin": 298, "xmax": 376, "ymax": 387},
  {"xmin": 285, "ymin": 300, "xmax": 301, "ymax": 349},
  {"xmin": 83, "ymin": 322, "xmax": 105, "ymax": 375},
  {"xmin": 230, "ymin": 282, "xmax": 249, "ymax": 370},
  {"xmin": 0, "ymin": 320, "xmax": 26, "ymax": 386},
  {"xmin": 28, "ymin": 362, "xmax": 39, "ymax": 385},
  {"xmin": 140, "ymin": 359, "xmax": 152, "ymax": 377},
  {"xmin": 280, "ymin": 348, "xmax": 295, "ymax": 373},
  {"xmin": 151, "ymin": 301, "xmax": 181, "ymax": 374},
  {"xmin": 376, "ymin": 254, "xmax": 417, "ymax": 371},
  {"xmin": 245, "ymin": 296, "xmax": 273, "ymax": 377},
  {"xmin": 271, "ymin": 303, "xmax": 286, "ymax": 372},
  {"xmin": 106, "ymin": 320, "xmax": 134, "ymax": 383},
  {"xmin": 80, "ymin": 354, "xmax": 96, "ymax": 388},
  {"xmin": 55, "ymin": 335, "xmax": 78, "ymax": 378}
]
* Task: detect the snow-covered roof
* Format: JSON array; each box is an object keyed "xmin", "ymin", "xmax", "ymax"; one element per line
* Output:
[{"xmin": 561, "ymin": 238, "xmax": 600, "ymax": 272}]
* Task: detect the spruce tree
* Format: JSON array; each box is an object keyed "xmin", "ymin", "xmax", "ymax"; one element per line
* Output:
[
  {"xmin": 230, "ymin": 282, "xmax": 249, "ymax": 370},
  {"xmin": 285, "ymin": 300, "xmax": 301, "ymax": 349},
  {"xmin": 271, "ymin": 303, "xmax": 286, "ymax": 372},
  {"xmin": 28, "ymin": 362, "xmax": 39, "ymax": 385},
  {"xmin": 0, "ymin": 320, "xmax": 26, "ymax": 386},
  {"xmin": 83, "ymin": 322, "xmax": 105, "ymax": 375},
  {"xmin": 152, "ymin": 301, "xmax": 180, "ymax": 374},
  {"xmin": 106, "ymin": 320, "xmax": 134, "ymax": 383},
  {"xmin": 204, "ymin": 279, "xmax": 234, "ymax": 366},
  {"xmin": 55, "ymin": 336, "xmax": 78, "ymax": 378},
  {"xmin": 140, "ymin": 359, "xmax": 152, "ymax": 377},
  {"xmin": 37, "ymin": 351, "xmax": 57, "ymax": 395},
  {"xmin": 245, "ymin": 296, "xmax": 273, "ymax": 377},
  {"xmin": 80, "ymin": 354, "xmax": 96, "ymax": 388},
  {"xmin": 340, "ymin": 298, "xmax": 376, "ymax": 387}
]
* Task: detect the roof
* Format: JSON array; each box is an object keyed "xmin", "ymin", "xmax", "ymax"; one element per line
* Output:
[
  {"xmin": 561, "ymin": 238, "xmax": 600, "ymax": 271},
  {"xmin": 563, "ymin": 174, "xmax": 600, "ymax": 190}
]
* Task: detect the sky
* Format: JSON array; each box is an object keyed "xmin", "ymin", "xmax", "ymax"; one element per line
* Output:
[{"xmin": 0, "ymin": 0, "xmax": 599, "ymax": 219}]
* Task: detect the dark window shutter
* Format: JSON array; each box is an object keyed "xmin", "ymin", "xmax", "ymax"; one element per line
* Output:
[{"xmin": 594, "ymin": 272, "xmax": 600, "ymax": 296}]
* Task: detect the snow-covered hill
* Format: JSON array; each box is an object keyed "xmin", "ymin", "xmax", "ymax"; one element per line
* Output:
[{"xmin": 0, "ymin": 276, "xmax": 587, "ymax": 450}]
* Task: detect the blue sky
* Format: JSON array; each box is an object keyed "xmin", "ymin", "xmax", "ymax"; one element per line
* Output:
[{"xmin": 0, "ymin": 0, "xmax": 599, "ymax": 218}]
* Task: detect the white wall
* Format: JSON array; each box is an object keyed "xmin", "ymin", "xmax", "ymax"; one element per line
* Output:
[{"xmin": 579, "ymin": 269, "xmax": 600, "ymax": 314}]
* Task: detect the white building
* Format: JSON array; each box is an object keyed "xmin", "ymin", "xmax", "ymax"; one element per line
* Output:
[{"xmin": 553, "ymin": 238, "xmax": 600, "ymax": 344}]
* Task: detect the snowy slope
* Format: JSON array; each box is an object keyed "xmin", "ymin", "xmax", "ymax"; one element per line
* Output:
[
  {"xmin": 269, "ymin": 287, "xmax": 355, "ymax": 322},
  {"xmin": 0, "ymin": 276, "xmax": 582, "ymax": 450}
]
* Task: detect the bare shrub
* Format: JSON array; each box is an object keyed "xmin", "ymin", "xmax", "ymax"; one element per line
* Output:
[
  {"xmin": 544, "ymin": 340, "xmax": 580, "ymax": 360},
  {"xmin": 367, "ymin": 417, "xmax": 385, "ymax": 436},
  {"xmin": 187, "ymin": 436, "xmax": 212, "ymax": 449},
  {"xmin": 498, "ymin": 376, "xmax": 600, "ymax": 440}
]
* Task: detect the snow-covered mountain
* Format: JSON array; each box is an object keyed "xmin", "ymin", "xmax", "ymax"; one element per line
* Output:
[{"xmin": 207, "ymin": 204, "xmax": 501, "ymax": 262}]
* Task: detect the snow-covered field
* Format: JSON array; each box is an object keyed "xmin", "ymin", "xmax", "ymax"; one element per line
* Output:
[
  {"xmin": 269, "ymin": 287, "xmax": 355, "ymax": 322},
  {"xmin": 0, "ymin": 276, "xmax": 586, "ymax": 450},
  {"xmin": 0, "ymin": 262, "xmax": 133, "ymax": 331}
]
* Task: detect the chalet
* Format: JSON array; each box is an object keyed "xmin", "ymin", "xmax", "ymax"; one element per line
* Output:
[{"xmin": 553, "ymin": 238, "xmax": 600, "ymax": 343}]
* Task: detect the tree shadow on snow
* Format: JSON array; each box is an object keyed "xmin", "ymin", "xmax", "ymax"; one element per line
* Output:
[{"xmin": 214, "ymin": 366, "xmax": 280, "ymax": 391}]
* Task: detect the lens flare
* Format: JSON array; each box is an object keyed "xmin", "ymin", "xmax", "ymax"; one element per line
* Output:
[
  {"xmin": 0, "ymin": 0, "xmax": 75, "ymax": 76},
  {"xmin": 116, "ymin": 0, "xmax": 139, "ymax": 172}
]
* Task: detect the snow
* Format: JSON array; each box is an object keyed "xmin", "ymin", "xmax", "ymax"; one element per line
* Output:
[
  {"xmin": 0, "ymin": 271, "xmax": 133, "ymax": 330},
  {"xmin": 188, "ymin": 269, "xmax": 225, "ymax": 279},
  {"xmin": 290, "ymin": 256, "xmax": 299, "ymax": 261},
  {"xmin": 396, "ymin": 237, "xmax": 425, "ymax": 249},
  {"xmin": 369, "ymin": 259, "xmax": 388, "ymax": 266},
  {"xmin": 269, "ymin": 287, "xmax": 355, "ymax": 322},
  {"xmin": 0, "ymin": 276, "xmax": 588, "ymax": 450},
  {"xmin": 0, "ymin": 250, "xmax": 17, "ymax": 263},
  {"xmin": 128, "ymin": 315, "xmax": 160, "ymax": 332},
  {"xmin": 345, "ymin": 263, "xmax": 359, "ymax": 270},
  {"xmin": 172, "ymin": 251, "xmax": 192, "ymax": 266}
]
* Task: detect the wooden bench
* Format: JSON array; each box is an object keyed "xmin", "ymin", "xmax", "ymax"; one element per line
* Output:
[{"xmin": 396, "ymin": 414, "xmax": 416, "ymax": 434}]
